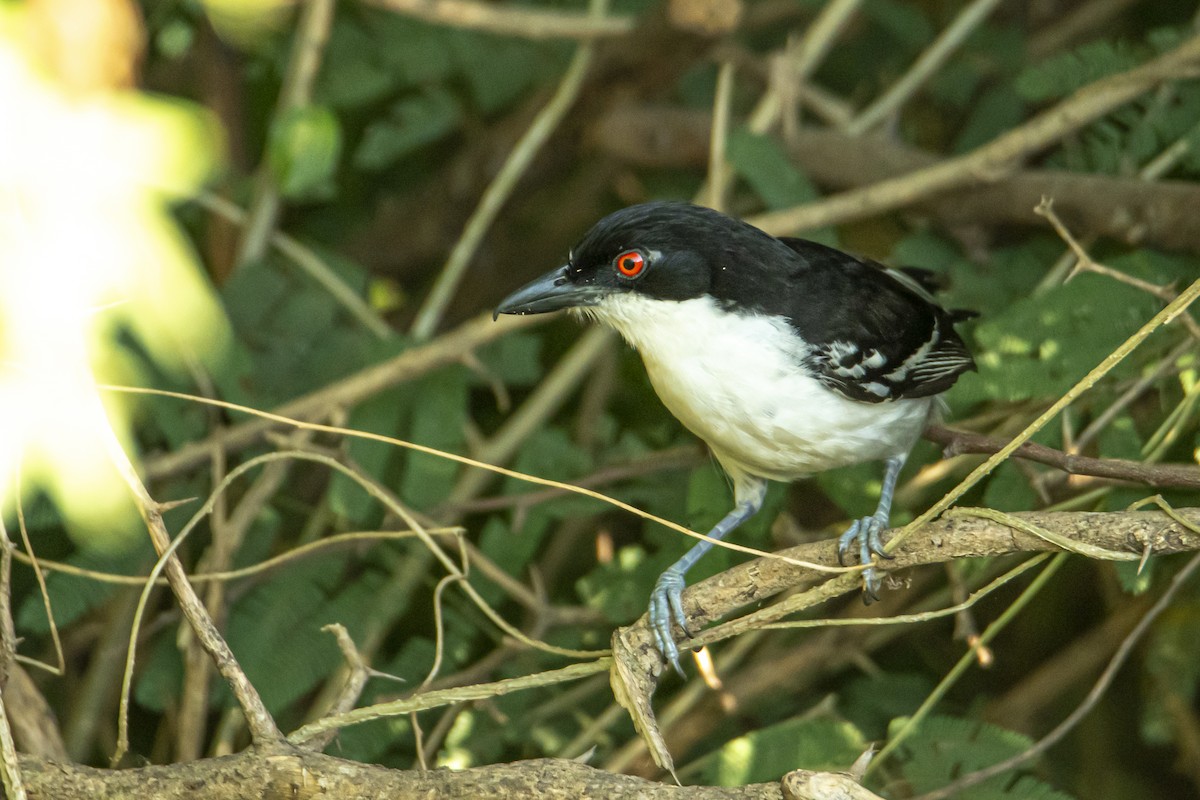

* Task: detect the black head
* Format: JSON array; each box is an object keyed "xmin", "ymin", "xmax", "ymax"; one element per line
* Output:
[{"xmin": 494, "ymin": 202, "xmax": 797, "ymax": 317}]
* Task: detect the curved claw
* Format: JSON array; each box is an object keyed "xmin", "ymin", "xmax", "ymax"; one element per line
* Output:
[
  {"xmin": 648, "ymin": 569, "xmax": 689, "ymax": 677},
  {"xmin": 836, "ymin": 519, "xmax": 861, "ymax": 566},
  {"xmin": 841, "ymin": 514, "xmax": 891, "ymax": 602}
]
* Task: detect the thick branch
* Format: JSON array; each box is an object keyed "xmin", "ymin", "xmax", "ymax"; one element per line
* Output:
[
  {"xmin": 625, "ymin": 507, "xmax": 1200, "ymax": 665},
  {"xmin": 591, "ymin": 106, "xmax": 1200, "ymax": 253},
  {"xmin": 16, "ymin": 750, "xmax": 783, "ymax": 799},
  {"xmin": 748, "ymin": 31, "xmax": 1200, "ymax": 236}
]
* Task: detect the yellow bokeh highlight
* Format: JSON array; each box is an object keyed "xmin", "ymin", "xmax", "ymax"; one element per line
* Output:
[{"xmin": 0, "ymin": 4, "xmax": 229, "ymax": 545}]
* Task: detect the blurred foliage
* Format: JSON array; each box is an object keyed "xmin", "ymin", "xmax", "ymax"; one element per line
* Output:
[{"xmin": 6, "ymin": 0, "xmax": 1200, "ymax": 798}]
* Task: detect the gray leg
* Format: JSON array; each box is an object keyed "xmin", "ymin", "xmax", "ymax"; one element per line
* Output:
[
  {"xmin": 837, "ymin": 453, "xmax": 906, "ymax": 601},
  {"xmin": 649, "ymin": 478, "xmax": 766, "ymax": 676}
]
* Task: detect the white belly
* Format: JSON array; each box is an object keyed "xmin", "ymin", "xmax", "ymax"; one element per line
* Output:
[{"xmin": 586, "ymin": 295, "xmax": 935, "ymax": 484}]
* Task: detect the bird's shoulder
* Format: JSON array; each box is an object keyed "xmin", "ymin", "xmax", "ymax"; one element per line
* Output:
[{"xmin": 717, "ymin": 236, "xmax": 976, "ymax": 403}]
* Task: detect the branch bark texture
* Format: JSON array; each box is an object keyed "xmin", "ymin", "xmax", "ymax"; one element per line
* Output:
[{"xmin": 15, "ymin": 751, "xmax": 784, "ymax": 800}]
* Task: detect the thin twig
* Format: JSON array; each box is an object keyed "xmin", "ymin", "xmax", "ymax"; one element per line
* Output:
[
  {"xmin": 7, "ymin": 528, "xmax": 460, "ymax": 588},
  {"xmin": 0, "ymin": 516, "xmax": 14, "ymax": 689},
  {"xmin": 1072, "ymin": 337, "xmax": 1196, "ymax": 454},
  {"xmin": 923, "ymin": 425, "xmax": 1200, "ymax": 489},
  {"xmin": 0, "ymin": 696, "xmax": 25, "ymax": 800},
  {"xmin": 844, "ymin": 0, "xmax": 1005, "ymax": 135},
  {"xmin": 234, "ymin": 0, "xmax": 336, "ymax": 268},
  {"xmin": 105, "ymin": 417, "xmax": 282, "ymax": 762},
  {"xmin": 748, "ymin": 0, "xmax": 863, "ymax": 134},
  {"xmin": 13, "ymin": 488, "xmax": 63, "ymax": 677},
  {"xmin": 0, "ymin": 509, "xmax": 24, "ymax": 799},
  {"xmin": 1036, "ymin": 198, "xmax": 1174, "ymax": 297},
  {"xmin": 302, "ymin": 624, "xmax": 374, "ymax": 752},
  {"xmin": 409, "ymin": 0, "xmax": 608, "ymax": 340},
  {"xmin": 287, "ymin": 659, "xmax": 610, "ymax": 745},
  {"xmin": 361, "ymin": 0, "xmax": 632, "ymax": 40},
  {"xmin": 1035, "ymin": 196, "xmax": 1200, "ymax": 339},
  {"xmin": 443, "ymin": 326, "xmax": 615, "ymax": 506},
  {"xmin": 706, "ymin": 62, "xmax": 736, "ymax": 212},
  {"xmin": 110, "ymin": 385, "xmax": 857, "ymax": 576}
]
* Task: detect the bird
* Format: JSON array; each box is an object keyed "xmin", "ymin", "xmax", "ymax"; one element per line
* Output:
[{"xmin": 494, "ymin": 201, "xmax": 975, "ymax": 674}]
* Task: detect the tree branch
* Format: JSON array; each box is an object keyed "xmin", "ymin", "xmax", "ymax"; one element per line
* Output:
[
  {"xmin": 591, "ymin": 106, "xmax": 1200, "ymax": 253},
  {"xmin": 612, "ymin": 506, "xmax": 1200, "ymax": 692},
  {"xmin": 923, "ymin": 425, "xmax": 1200, "ymax": 490},
  {"xmin": 361, "ymin": 0, "xmax": 634, "ymax": 39},
  {"xmin": 748, "ymin": 31, "xmax": 1200, "ymax": 236},
  {"xmin": 15, "ymin": 750, "xmax": 787, "ymax": 799}
]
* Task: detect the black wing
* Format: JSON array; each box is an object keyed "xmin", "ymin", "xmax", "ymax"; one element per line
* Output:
[{"xmin": 763, "ymin": 237, "xmax": 975, "ymax": 403}]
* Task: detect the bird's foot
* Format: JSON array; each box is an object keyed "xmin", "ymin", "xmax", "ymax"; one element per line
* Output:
[
  {"xmin": 837, "ymin": 514, "xmax": 893, "ymax": 602},
  {"xmin": 648, "ymin": 568, "xmax": 691, "ymax": 677}
]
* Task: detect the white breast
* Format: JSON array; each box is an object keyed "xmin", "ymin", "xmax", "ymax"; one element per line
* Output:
[{"xmin": 584, "ymin": 295, "xmax": 936, "ymax": 485}]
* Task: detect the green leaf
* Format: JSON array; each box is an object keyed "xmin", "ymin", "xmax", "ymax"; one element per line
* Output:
[
  {"xmin": 726, "ymin": 129, "xmax": 819, "ymax": 211},
  {"xmin": 1016, "ymin": 40, "xmax": 1142, "ymax": 101},
  {"xmin": 1140, "ymin": 597, "xmax": 1200, "ymax": 744},
  {"xmin": 954, "ymin": 272, "xmax": 1161, "ymax": 405},
  {"xmin": 400, "ymin": 367, "xmax": 469, "ymax": 508},
  {"xmin": 314, "ymin": 20, "xmax": 397, "ymax": 108},
  {"xmin": 134, "ymin": 632, "xmax": 185, "ymax": 713},
  {"xmin": 841, "ymin": 672, "xmax": 935, "ymax": 739},
  {"xmin": 369, "ymin": 14, "xmax": 455, "ymax": 86},
  {"xmin": 982, "ymin": 462, "xmax": 1038, "ymax": 513},
  {"xmin": 707, "ymin": 717, "xmax": 867, "ymax": 786},
  {"xmin": 577, "ymin": 544, "xmax": 656, "ymax": 624},
  {"xmin": 893, "ymin": 715, "xmax": 1076, "ymax": 799},
  {"xmin": 476, "ymin": 333, "xmax": 545, "ymax": 386},
  {"xmin": 953, "ymin": 85, "xmax": 1025, "ymax": 153},
  {"xmin": 446, "ymin": 29, "xmax": 554, "ymax": 114},
  {"xmin": 863, "ymin": 0, "xmax": 934, "ymax": 50},
  {"xmin": 268, "ymin": 105, "xmax": 342, "ymax": 200},
  {"xmin": 354, "ymin": 89, "xmax": 462, "ymax": 171},
  {"xmin": 17, "ymin": 545, "xmax": 150, "ymax": 633},
  {"xmin": 329, "ymin": 386, "xmax": 410, "ymax": 526},
  {"xmin": 217, "ymin": 557, "xmax": 391, "ymax": 714}
]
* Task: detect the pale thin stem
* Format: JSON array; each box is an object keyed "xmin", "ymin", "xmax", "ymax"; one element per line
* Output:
[
  {"xmin": 747, "ymin": 0, "xmax": 863, "ymax": 134},
  {"xmin": 287, "ymin": 660, "xmax": 609, "ymax": 745},
  {"xmin": 199, "ymin": 193, "xmax": 391, "ymax": 339},
  {"xmin": 844, "ymin": 0, "xmax": 1006, "ymax": 135},
  {"xmin": 234, "ymin": 0, "xmax": 336, "ymax": 268},
  {"xmin": 409, "ymin": 0, "xmax": 608, "ymax": 340},
  {"xmin": 361, "ymin": 0, "xmax": 631, "ymax": 39},
  {"xmin": 706, "ymin": 62, "xmax": 736, "ymax": 212}
]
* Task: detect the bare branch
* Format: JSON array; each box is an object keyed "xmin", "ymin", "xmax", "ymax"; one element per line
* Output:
[
  {"xmin": 15, "ymin": 751, "xmax": 785, "ymax": 799},
  {"xmin": 923, "ymin": 425, "xmax": 1200, "ymax": 490},
  {"xmin": 361, "ymin": 0, "xmax": 634, "ymax": 39},
  {"xmin": 592, "ymin": 107, "xmax": 1200, "ymax": 253},
  {"xmin": 749, "ymin": 31, "xmax": 1200, "ymax": 236}
]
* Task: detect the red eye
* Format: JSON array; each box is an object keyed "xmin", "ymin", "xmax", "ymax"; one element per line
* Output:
[{"xmin": 616, "ymin": 250, "xmax": 645, "ymax": 278}]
